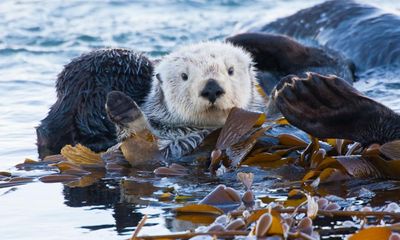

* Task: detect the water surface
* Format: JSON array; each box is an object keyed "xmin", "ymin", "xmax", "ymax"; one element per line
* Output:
[{"xmin": 0, "ymin": 1, "xmax": 399, "ymax": 239}]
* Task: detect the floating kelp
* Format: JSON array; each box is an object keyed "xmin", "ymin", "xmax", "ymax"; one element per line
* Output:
[
  {"xmin": 348, "ymin": 227, "xmax": 392, "ymax": 240},
  {"xmin": 39, "ymin": 174, "xmax": 80, "ymax": 183},
  {"xmin": 174, "ymin": 204, "xmax": 224, "ymax": 216},
  {"xmin": 119, "ymin": 129, "xmax": 165, "ymax": 166},
  {"xmin": 61, "ymin": 144, "xmax": 104, "ymax": 167},
  {"xmin": 134, "ymin": 180, "xmax": 400, "ymax": 239},
  {"xmin": 153, "ymin": 163, "xmax": 188, "ymax": 176},
  {"xmin": 3, "ymin": 107, "xmax": 400, "ymax": 238},
  {"xmin": 0, "ymin": 176, "xmax": 35, "ymax": 188}
]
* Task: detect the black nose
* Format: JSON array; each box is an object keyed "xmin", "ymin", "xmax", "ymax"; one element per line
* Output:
[{"xmin": 200, "ymin": 79, "xmax": 225, "ymax": 104}]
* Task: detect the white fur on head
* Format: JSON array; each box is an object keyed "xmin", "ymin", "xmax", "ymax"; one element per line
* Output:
[{"xmin": 153, "ymin": 41, "xmax": 257, "ymax": 128}]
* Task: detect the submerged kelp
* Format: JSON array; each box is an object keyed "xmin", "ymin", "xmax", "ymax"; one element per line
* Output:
[{"xmin": 2, "ymin": 107, "xmax": 400, "ymax": 239}]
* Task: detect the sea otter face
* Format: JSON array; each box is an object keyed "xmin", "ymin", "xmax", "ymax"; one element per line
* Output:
[{"xmin": 155, "ymin": 42, "xmax": 256, "ymax": 127}]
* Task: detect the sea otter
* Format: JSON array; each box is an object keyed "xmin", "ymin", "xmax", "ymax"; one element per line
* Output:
[
  {"xmin": 108, "ymin": 42, "xmax": 265, "ymax": 159},
  {"xmin": 37, "ymin": 0, "xmax": 400, "ymax": 159},
  {"xmin": 37, "ymin": 42, "xmax": 266, "ymax": 159}
]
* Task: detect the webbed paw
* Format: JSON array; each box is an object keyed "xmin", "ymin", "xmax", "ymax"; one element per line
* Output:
[
  {"xmin": 106, "ymin": 91, "xmax": 141, "ymax": 126},
  {"xmin": 273, "ymin": 72, "xmax": 398, "ymax": 145}
]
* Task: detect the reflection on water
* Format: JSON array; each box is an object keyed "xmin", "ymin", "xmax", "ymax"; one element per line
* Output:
[
  {"xmin": 63, "ymin": 181, "xmax": 144, "ymax": 234},
  {"xmin": 0, "ymin": 0, "xmax": 400, "ymax": 239}
]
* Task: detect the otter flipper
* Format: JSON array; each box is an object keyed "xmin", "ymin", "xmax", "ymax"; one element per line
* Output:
[
  {"xmin": 227, "ymin": 33, "xmax": 322, "ymax": 73},
  {"xmin": 227, "ymin": 33, "xmax": 354, "ymax": 94},
  {"xmin": 273, "ymin": 72, "xmax": 400, "ymax": 145},
  {"xmin": 106, "ymin": 91, "xmax": 148, "ymax": 141},
  {"xmin": 106, "ymin": 91, "xmax": 141, "ymax": 126}
]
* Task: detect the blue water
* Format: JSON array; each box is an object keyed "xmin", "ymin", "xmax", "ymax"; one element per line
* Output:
[{"xmin": 0, "ymin": 1, "xmax": 399, "ymax": 239}]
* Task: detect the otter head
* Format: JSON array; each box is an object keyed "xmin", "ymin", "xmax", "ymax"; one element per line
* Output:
[{"xmin": 154, "ymin": 41, "xmax": 256, "ymax": 127}]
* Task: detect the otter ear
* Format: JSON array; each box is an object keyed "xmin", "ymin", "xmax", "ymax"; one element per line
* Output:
[{"xmin": 156, "ymin": 73, "xmax": 162, "ymax": 83}]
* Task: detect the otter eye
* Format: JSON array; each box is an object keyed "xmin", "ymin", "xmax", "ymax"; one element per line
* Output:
[
  {"xmin": 228, "ymin": 67, "xmax": 234, "ymax": 76},
  {"xmin": 181, "ymin": 73, "xmax": 188, "ymax": 81}
]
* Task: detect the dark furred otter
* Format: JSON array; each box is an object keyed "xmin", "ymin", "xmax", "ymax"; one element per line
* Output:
[
  {"xmin": 36, "ymin": 49, "xmax": 153, "ymax": 158},
  {"xmin": 226, "ymin": 0, "xmax": 400, "ymax": 147}
]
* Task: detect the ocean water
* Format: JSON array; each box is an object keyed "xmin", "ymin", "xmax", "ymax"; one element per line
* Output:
[{"xmin": 0, "ymin": 1, "xmax": 399, "ymax": 239}]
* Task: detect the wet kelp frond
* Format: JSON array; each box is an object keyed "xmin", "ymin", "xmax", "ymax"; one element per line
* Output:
[{"xmin": 3, "ymin": 107, "xmax": 400, "ymax": 238}]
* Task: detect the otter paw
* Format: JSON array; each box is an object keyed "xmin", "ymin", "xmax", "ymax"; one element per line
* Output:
[
  {"xmin": 106, "ymin": 91, "xmax": 141, "ymax": 126},
  {"xmin": 273, "ymin": 72, "xmax": 389, "ymax": 143}
]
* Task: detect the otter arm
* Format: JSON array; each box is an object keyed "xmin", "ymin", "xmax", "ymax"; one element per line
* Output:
[
  {"xmin": 226, "ymin": 33, "xmax": 342, "ymax": 75},
  {"xmin": 227, "ymin": 33, "xmax": 354, "ymax": 94},
  {"xmin": 150, "ymin": 123, "xmax": 213, "ymax": 159},
  {"xmin": 106, "ymin": 91, "xmax": 212, "ymax": 159},
  {"xmin": 273, "ymin": 72, "xmax": 400, "ymax": 145}
]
